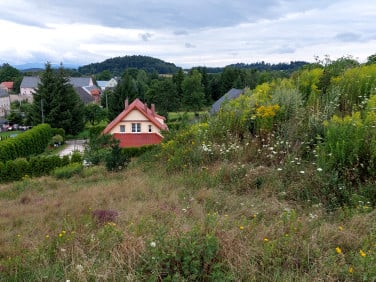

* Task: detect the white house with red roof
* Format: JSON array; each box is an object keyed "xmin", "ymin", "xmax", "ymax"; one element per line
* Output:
[{"xmin": 102, "ymin": 98, "xmax": 168, "ymax": 148}]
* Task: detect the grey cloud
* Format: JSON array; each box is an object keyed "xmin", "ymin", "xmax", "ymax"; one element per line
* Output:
[
  {"xmin": 1, "ymin": 0, "xmax": 334, "ymax": 31},
  {"xmin": 174, "ymin": 30, "xmax": 189, "ymax": 36},
  {"xmin": 335, "ymin": 32, "xmax": 362, "ymax": 42},
  {"xmin": 185, "ymin": 43, "xmax": 196, "ymax": 48},
  {"xmin": 272, "ymin": 46, "xmax": 296, "ymax": 54},
  {"xmin": 139, "ymin": 33, "xmax": 153, "ymax": 41}
]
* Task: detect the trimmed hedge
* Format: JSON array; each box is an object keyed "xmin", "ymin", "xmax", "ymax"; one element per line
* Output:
[
  {"xmin": 0, "ymin": 154, "xmax": 77, "ymax": 183},
  {"xmin": 0, "ymin": 124, "xmax": 53, "ymax": 162}
]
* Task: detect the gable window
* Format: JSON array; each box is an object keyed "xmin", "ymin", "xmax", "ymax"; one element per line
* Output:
[
  {"xmin": 132, "ymin": 123, "xmax": 141, "ymax": 132},
  {"xmin": 148, "ymin": 125, "xmax": 152, "ymax": 132},
  {"xmin": 119, "ymin": 125, "xmax": 125, "ymax": 132}
]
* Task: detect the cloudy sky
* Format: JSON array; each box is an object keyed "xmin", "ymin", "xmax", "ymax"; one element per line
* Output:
[{"xmin": 0, "ymin": 0, "xmax": 375, "ymax": 68}]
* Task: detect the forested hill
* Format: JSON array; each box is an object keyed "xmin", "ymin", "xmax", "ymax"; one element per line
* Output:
[
  {"xmin": 78, "ymin": 55, "xmax": 180, "ymax": 75},
  {"xmin": 227, "ymin": 61, "xmax": 309, "ymax": 72}
]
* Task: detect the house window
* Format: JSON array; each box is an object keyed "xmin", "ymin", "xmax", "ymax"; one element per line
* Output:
[
  {"xmin": 120, "ymin": 125, "xmax": 125, "ymax": 132},
  {"xmin": 132, "ymin": 123, "xmax": 141, "ymax": 132},
  {"xmin": 148, "ymin": 125, "xmax": 152, "ymax": 132}
]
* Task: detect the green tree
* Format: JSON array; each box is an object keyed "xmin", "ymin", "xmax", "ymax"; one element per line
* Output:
[
  {"xmin": 30, "ymin": 63, "xmax": 85, "ymax": 135},
  {"xmin": 0, "ymin": 63, "xmax": 21, "ymax": 83},
  {"xmin": 84, "ymin": 103, "xmax": 107, "ymax": 125},
  {"xmin": 182, "ymin": 69, "xmax": 205, "ymax": 112},
  {"xmin": 107, "ymin": 70, "xmax": 138, "ymax": 120},
  {"xmin": 145, "ymin": 78, "xmax": 178, "ymax": 116}
]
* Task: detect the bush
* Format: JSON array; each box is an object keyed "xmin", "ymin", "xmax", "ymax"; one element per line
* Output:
[
  {"xmin": 137, "ymin": 227, "xmax": 232, "ymax": 281},
  {"xmin": 0, "ymin": 124, "xmax": 53, "ymax": 162},
  {"xmin": 51, "ymin": 163, "xmax": 83, "ymax": 179},
  {"xmin": 105, "ymin": 142, "xmax": 129, "ymax": 172}
]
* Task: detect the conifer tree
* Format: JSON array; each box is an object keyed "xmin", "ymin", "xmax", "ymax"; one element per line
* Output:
[{"xmin": 31, "ymin": 63, "xmax": 85, "ymax": 135}]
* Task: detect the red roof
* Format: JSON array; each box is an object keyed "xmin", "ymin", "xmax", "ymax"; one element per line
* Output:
[
  {"xmin": 103, "ymin": 98, "xmax": 168, "ymax": 134},
  {"xmin": 0, "ymin": 81, "xmax": 13, "ymax": 90},
  {"xmin": 114, "ymin": 133, "xmax": 163, "ymax": 147}
]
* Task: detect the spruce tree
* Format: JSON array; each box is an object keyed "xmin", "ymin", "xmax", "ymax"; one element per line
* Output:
[{"xmin": 31, "ymin": 63, "xmax": 85, "ymax": 135}]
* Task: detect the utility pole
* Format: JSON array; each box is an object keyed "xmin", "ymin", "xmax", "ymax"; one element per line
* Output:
[{"xmin": 41, "ymin": 99, "xmax": 44, "ymax": 123}]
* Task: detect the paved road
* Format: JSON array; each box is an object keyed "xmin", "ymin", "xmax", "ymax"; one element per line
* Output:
[{"xmin": 58, "ymin": 139, "xmax": 87, "ymax": 157}]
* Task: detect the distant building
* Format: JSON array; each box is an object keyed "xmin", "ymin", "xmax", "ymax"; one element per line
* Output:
[
  {"xmin": 97, "ymin": 78, "xmax": 118, "ymax": 91},
  {"xmin": 103, "ymin": 98, "xmax": 168, "ymax": 148},
  {"xmin": 0, "ymin": 88, "xmax": 10, "ymax": 117},
  {"xmin": 19, "ymin": 76, "xmax": 101, "ymax": 104},
  {"xmin": 210, "ymin": 88, "xmax": 245, "ymax": 114}
]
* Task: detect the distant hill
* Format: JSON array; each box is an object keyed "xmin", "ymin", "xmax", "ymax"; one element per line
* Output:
[
  {"xmin": 227, "ymin": 61, "xmax": 309, "ymax": 72},
  {"xmin": 78, "ymin": 55, "xmax": 181, "ymax": 76},
  {"xmin": 14, "ymin": 63, "xmax": 79, "ymax": 71}
]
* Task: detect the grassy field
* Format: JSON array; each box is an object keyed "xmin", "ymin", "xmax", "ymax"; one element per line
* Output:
[{"xmin": 0, "ymin": 154, "xmax": 375, "ymax": 281}]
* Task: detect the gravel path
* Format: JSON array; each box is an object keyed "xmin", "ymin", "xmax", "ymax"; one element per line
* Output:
[{"xmin": 58, "ymin": 140, "xmax": 87, "ymax": 157}]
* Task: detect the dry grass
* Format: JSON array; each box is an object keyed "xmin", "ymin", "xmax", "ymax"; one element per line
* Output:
[{"xmin": 0, "ymin": 161, "xmax": 375, "ymax": 281}]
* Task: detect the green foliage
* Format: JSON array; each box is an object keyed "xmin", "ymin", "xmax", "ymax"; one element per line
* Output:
[
  {"xmin": 84, "ymin": 103, "xmax": 107, "ymax": 126},
  {"xmin": 52, "ymin": 163, "xmax": 83, "ymax": 179},
  {"xmin": 0, "ymin": 63, "xmax": 21, "ymax": 83},
  {"xmin": 182, "ymin": 69, "xmax": 205, "ymax": 112},
  {"xmin": 70, "ymin": 151, "xmax": 83, "ymax": 164},
  {"xmin": 317, "ymin": 113, "xmax": 370, "ymax": 183},
  {"xmin": 105, "ymin": 142, "xmax": 129, "ymax": 172},
  {"xmin": 0, "ymin": 124, "xmax": 53, "ymax": 162},
  {"xmin": 137, "ymin": 227, "xmax": 232, "ymax": 281},
  {"xmin": 78, "ymin": 55, "xmax": 180, "ymax": 76},
  {"xmin": 30, "ymin": 63, "xmax": 85, "ymax": 135},
  {"xmin": 84, "ymin": 133, "xmax": 115, "ymax": 165}
]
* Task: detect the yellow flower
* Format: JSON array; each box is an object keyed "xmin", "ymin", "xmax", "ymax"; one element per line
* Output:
[
  {"xmin": 335, "ymin": 247, "xmax": 342, "ymax": 255},
  {"xmin": 239, "ymin": 226, "xmax": 244, "ymax": 230},
  {"xmin": 359, "ymin": 249, "xmax": 366, "ymax": 257},
  {"xmin": 263, "ymin": 238, "xmax": 269, "ymax": 242},
  {"xmin": 348, "ymin": 266, "xmax": 353, "ymax": 273},
  {"xmin": 338, "ymin": 226, "xmax": 343, "ymax": 231},
  {"xmin": 45, "ymin": 235, "xmax": 50, "ymax": 239}
]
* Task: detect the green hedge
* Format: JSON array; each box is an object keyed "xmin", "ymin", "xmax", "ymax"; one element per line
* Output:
[
  {"xmin": 0, "ymin": 124, "xmax": 53, "ymax": 162},
  {"xmin": 122, "ymin": 145, "xmax": 158, "ymax": 158},
  {"xmin": 0, "ymin": 154, "xmax": 75, "ymax": 183}
]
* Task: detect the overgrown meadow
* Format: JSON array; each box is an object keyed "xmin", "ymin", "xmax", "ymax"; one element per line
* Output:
[{"xmin": 1, "ymin": 59, "xmax": 376, "ymax": 281}]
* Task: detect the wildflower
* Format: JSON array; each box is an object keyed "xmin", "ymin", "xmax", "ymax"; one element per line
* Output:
[
  {"xmin": 348, "ymin": 266, "xmax": 353, "ymax": 273},
  {"xmin": 335, "ymin": 247, "xmax": 342, "ymax": 255},
  {"xmin": 359, "ymin": 249, "xmax": 366, "ymax": 257},
  {"xmin": 45, "ymin": 235, "xmax": 50, "ymax": 239},
  {"xmin": 263, "ymin": 238, "xmax": 269, "ymax": 242},
  {"xmin": 299, "ymin": 171, "xmax": 305, "ymax": 174},
  {"xmin": 150, "ymin": 241, "xmax": 156, "ymax": 248},
  {"xmin": 239, "ymin": 226, "xmax": 244, "ymax": 230},
  {"xmin": 338, "ymin": 226, "xmax": 343, "ymax": 231},
  {"xmin": 277, "ymin": 168, "xmax": 282, "ymax": 171},
  {"xmin": 317, "ymin": 167, "xmax": 323, "ymax": 172},
  {"xmin": 76, "ymin": 264, "xmax": 84, "ymax": 272}
]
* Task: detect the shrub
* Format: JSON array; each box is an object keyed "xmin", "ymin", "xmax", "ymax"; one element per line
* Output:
[
  {"xmin": 137, "ymin": 228, "xmax": 232, "ymax": 281},
  {"xmin": 51, "ymin": 163, "xmax": 83, "ymax": 179},
  {"xmin": 105, "ymin": 142, "xmax": 129, "ymax": 172}
]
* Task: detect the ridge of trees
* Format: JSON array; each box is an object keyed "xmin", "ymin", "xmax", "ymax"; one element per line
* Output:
[{"xmin": 78, "ymin": 55, "xmax": 180, "ymax": 76}]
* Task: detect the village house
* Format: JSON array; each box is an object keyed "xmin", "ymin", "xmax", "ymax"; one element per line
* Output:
[
  {"xmin": 102, "ymin": 98, "xmax": 168, "ymax": 148},
  {"xmin": 19, "ymin": 76, "xmax": 100, "ymax": 104},
  {"xmin": 0, "ymin": 87, "xmax": 10, "ymax": 117}
]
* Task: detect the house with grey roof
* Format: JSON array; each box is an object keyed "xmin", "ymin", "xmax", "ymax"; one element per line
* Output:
[
  {"xmin": 210, "ymin": 88, "xmax": 245, "ymax": 114},
  {"xmin": 19, "ymin": 76, "xmax": 98, "ymax": 104},
  {"xmin": 20, "ymin": 76, "xmax": 40, "ymax": 102},
  {"xmin": 0, "ymin": 88, "xmax": 11, "ymax": 117}
]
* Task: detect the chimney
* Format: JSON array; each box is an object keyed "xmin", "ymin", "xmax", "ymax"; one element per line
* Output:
[
  {"xmin": 144, "ymin": 102, "xmax": 148, "ymax": 112},
  {"xmin": 151, "ymin": 104, "xmax": 155, "ymax": 115},
  {"xmin": 124, "ymin": 98, "xmax": 129, "ymax": 109}
]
